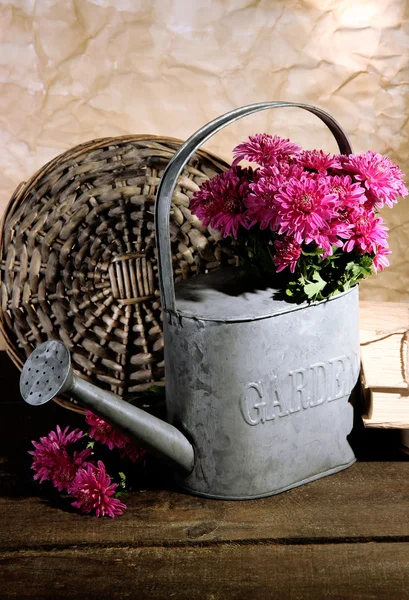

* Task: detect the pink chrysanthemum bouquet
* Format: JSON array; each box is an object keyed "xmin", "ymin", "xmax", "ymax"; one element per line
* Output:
[
  {"xmin": 190, "ymin": 134, "xmax": 408, "ymax": 301},
  {"xmin": 29, "ymin": 413, "xmax": 147, "ymax": 518}
]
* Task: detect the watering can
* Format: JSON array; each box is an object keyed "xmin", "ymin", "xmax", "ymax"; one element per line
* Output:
[{"xmin": 20, "ymin": 102, "xmax": 360, "ymax": 499}]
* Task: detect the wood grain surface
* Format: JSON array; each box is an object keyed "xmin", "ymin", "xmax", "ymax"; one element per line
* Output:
[
  {"xmin": 1, "ymin": 461, "xmax": 409, "ymax": 553},
  {"xmin": 2, "ymin": 543, "xmax": 409, "ymax": 600}
]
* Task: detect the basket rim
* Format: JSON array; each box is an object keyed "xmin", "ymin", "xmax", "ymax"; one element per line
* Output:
[{"xmin": 0, "ymin": 134, "xmax": 228, "ymax": 234}]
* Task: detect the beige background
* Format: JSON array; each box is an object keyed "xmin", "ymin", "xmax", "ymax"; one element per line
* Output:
[{"xmin": 1, "ymin": 0, "xmax": 408, "ymax": 303}]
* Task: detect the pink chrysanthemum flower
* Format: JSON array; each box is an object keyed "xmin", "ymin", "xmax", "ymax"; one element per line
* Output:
[
  {"xmin": 69, "ymin": 461, "xmax": 127, "ymax": 518},
  {"xmin": 373, "ymin": 244, "xmax": 391, "ymax": 271},
  {"xmin": 275, "ymin": 161, "xmax": 305, "ymax": 180},
  {"xmin": 273, "ymin": 237, "xmax": 302, "ymax": 273},
  {"xmin": 312, "ymin": 212, "xmax": 355, "ymax": 257},
  {"xmin": 29, "ymin": 426, "xmax": 92, "ymax": 491},
  {"xmin": 86, "ymin": 411, "xmax": 128, "ymax": 451},
  {"xmin": 296, "ymin": 149, "xmax": 342, "ymax": 173},
  {"xmin": 120, "ymin": 443, "xmax": 147, "ymax": 464},
  {"xmin": 33, "ymin": 425, "xmax": 85, "ymax": 449},
  {"xmin": 245, "ymin": 167, "xmax": 283, "ymax": 230},
  {"xmin": 343, "ymin": 210, "xmax": 389, "ymax": 254},
  {"xmin": 189, "ymin": 167, "xmax": 252, "ymax": 238},
  {"xmin": 326, "ymin": 175, "xmax": 367, "ymax": 208},
  {"xmin": 312, "ymin": 226, "xmax": 345, "ymax": 258},
  {"xmin": 341, "ymin": 151, "xmax": 408, "ymax": 208},
  {"xmin": 45, "ymin": 449, "xmax": 92, "ymax": 492},
  {"xmin": 232, "ymin": 134, "xmax": 301, "ymax": 167},
  {"xmin": 274, "ymin": 176, "xmax": 339, "ymax": 244},
  {"xmin": 86, "ymin": 411, "xmax": 146, "ymax": 464}
]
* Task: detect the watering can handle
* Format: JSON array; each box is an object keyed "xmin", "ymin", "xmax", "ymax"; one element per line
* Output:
[{"xmin": 155, "ymin": 101, "xmax": 352, "ymax": 319}]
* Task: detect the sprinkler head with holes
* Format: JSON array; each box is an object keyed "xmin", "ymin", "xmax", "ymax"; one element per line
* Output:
[
  {"xmin": 20, "ymin": 340, "xmax": 194, "ymax": 474},
  {"xmin": 20, "ymin": 340, "xmax": 73, "ymax": 406}
]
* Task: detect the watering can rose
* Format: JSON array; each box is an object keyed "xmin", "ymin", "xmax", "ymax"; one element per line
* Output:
[{"xmin": 190, "ymin": 135, "xmax": 408, "ymax": 302}]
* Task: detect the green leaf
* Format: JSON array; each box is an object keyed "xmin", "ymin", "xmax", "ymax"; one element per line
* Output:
[
  {"xmin": 301, "ymin": 247, "xmax": 325, "ymax": 257},
  {"xmin": 115, "ymin": 491, "xmax": 127, "ymax": 498},
  {"xmin": 346, "ymin": 263, "xmax": 361, "ymax": 277},
  {"xmin": 148, "ymin": 385, "xmax": 166, "ymax": 396},
  {"xmin": 345, "ymin": 255, "xmax": 373, "ymax": 280},
  {"xmin": 303, "ymin": 271, "xmax": 327, "ymax": 300},
  {"xmin": 358, "ymin": 255, "xmax": 373, "ymax": 275},
  {"xmin": 86, "ymin": 440, "xmax": 95, "ymax": 450}
]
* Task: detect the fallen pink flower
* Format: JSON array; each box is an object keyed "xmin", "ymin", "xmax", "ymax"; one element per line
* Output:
[
  {"xmin": 69, "ymin": 461, "xmax": 127, "ymax": 518},
  {"xmin": 29, "ymin": 426, "xmax": 92, "ymax": 491},
  {"xmin": 86, "ymin": 411, "xmax": 147, "ymax": 463}
]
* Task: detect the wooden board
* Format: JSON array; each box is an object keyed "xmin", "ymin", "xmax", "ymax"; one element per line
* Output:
[
  {"xmin": 1, "ymin": 461, "xmax": 409, "ymax": 552},
  {"xmin": 2, "ymin": 543, "xmax": 409, "ymax": 599}
]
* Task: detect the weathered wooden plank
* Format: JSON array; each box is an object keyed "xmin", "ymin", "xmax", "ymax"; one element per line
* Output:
[
  {"xmin": 1, "ymin": 461, "xmax": 409, "ymax": 551},
  {"xmin": 1, "ymin": 543, "xmax": 409, "ymax": 599}
]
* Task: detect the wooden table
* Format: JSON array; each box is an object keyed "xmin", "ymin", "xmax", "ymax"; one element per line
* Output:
[{"xmin": 1, "ymin": 353, "xmax": 409, "ymax": 599}]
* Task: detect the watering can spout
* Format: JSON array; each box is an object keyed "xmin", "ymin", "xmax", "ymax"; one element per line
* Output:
[{"xmin": 19, "ymin": 340, "xmax": 195, "ymax": 474}]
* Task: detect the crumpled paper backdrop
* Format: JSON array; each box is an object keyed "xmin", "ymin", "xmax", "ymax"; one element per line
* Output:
[{"xmin": 1, "ymin": 0, "xmax": 408, "ymax": 305}]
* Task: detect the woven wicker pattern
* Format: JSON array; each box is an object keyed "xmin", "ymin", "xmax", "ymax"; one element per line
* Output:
[{"xmin": 0, "ymin": 136, "xmax": 234, "ymax": 411}]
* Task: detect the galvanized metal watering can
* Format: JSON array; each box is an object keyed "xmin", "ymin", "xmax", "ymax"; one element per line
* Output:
[{"xmin": 20, "ymin": 102, "xmax": 360, "ymax": 499}]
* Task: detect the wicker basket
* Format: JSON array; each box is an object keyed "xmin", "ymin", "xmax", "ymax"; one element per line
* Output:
[{"xmin": 0, "ymin": 135, "xmax": 235, "ymax": 412}]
